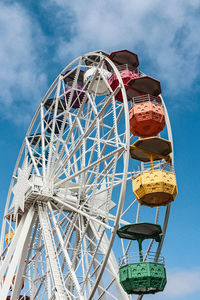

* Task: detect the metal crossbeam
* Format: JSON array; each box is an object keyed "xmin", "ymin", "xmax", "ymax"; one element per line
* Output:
[
  {"xmin": 38, "ymin": 203, "xmax": 67, "ymax": 300},
  {"xmin": 0, "ymin": 206, "xmax": 36, "ymax": 300}
]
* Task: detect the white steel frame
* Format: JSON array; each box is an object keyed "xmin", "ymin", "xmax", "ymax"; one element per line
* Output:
[{"xmin": 0, "ymin": 51, "xmax": 173, "ymax": 300}]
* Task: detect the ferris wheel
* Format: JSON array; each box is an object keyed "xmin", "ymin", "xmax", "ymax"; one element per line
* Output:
[{"xmin": 0, "ymin": 50, "xmax": 177, "ymax": 300}]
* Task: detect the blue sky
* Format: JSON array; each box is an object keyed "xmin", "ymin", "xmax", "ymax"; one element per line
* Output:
[{"xmin": 0, "ymin": 0, "xmax": 200, "ymax": 299}]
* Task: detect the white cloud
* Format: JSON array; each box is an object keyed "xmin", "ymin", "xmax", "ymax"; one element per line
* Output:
[
  {"xmin": 1, "ymin": 0, "xmax": 199, "ymax": 125},
  {"xmin": 49, "ymin": 0, "xmax": 200, "ymax": 94},
  {"xmin": 164, "ymin": 268, "xmax": 200, "ymax": 298},
  {"xmin": 0, "ymin": 2, "xmax": 47, "ymax": 125},
  {"xmin": 147, "ymin": 268, "xmax": 200, "ymax": 300}
]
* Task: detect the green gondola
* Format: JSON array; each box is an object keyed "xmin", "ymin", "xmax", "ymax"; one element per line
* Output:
[{"xmin": 117, "ymin": 223, "xmax": 167, "ymax": 295}]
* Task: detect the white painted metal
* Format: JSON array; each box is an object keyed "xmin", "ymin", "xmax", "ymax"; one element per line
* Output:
[
  {"xmin": 0, "ymin": 51, "xmax": 173, "ymax": 300},
  {"xmin": 38, "ymin": 203, "xmax": 67, "ymax": 300},
  {"xmin": 0, "ymin": 206, "xmax": 35, "ymax": 299}
]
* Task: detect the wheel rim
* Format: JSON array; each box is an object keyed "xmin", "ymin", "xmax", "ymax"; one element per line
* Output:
[
  {"xmin": 0, "ymin": 51, "xmax": 130, "ymax": 299},
  {"xmin": 0, "ymin": 50, "xmax": 174, "ymax": 300}
]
